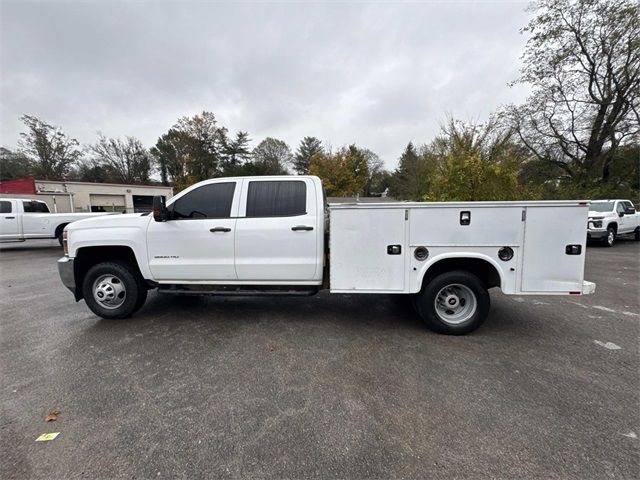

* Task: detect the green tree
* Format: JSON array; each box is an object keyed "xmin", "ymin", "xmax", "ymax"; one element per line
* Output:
[
  {"xmin": 222, "ymin": 131, "xmax": 251, "ymax": 175},
  {"xmin": 506, "ymin": 0, "xmax": 640, "ymax": 186},
  {"xmin": 0, "ymin": 147, "xmax": 32, "ymax": 180},
  {"xmin": 309, "ymin": 145, "xmax": 369, "ymax": 196},
  {"xmin": 251, "ymin": 137, "xmax": 293, "ymax": 175},
  {"xmin": 151, "ymin": 111, "xmax": 228, "ymax": 190},
  {"xmin": 390, "ymin": 142, "xmax": 432, "ymax": 200},
  {"xmin": 89, "ymin": 134, "xmax": 151, "ymax": 184},
  {"xmin": 18, "ymin": 115, "xmax": 81, "ymax": 179},
  {"xmin": 69, "ymin": 159, "xmax": 113, "ymax": 183},
  {"xmin": 426, "ymin": 118, "xmax": 530, "ymax": 201},
  {"xmin": 294, "ymin": 137, "xmax": 323, "ymax": 174}
]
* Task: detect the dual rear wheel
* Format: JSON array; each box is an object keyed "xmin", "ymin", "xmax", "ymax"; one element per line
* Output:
[{"xmin": 413, "ymin": 270, "xmax": 490, "ymax": 335}]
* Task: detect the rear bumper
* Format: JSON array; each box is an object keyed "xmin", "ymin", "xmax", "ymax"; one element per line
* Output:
[
  {"xmin": 582, "ymin": 280, "xmax": 596, "ymax": 295},
  {"xmin": 57, "ymin": 257, "xmax": 76, "ymax": 295}
]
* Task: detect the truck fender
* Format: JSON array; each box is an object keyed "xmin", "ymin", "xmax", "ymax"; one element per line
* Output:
[{"xmin": 413, "ymin": 252, "xmax": 506, "ymax": 294}]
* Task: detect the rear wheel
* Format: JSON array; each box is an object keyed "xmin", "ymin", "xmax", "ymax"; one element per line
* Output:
[
  {"xmin": 415, "ymin": 270, "xmax": 490, "ymax": 335},
  {"xmin": 82, "ymin": 261, "xmax": 145, "ymax": 319}
]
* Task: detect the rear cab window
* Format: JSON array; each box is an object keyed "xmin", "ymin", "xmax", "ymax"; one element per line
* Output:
[
  {"xmin": 22, "ymin": 201, "xmax": 50, "ymax": 213},
  {"xmin": 245, "ymin": 180, "xmax": 307, "ymax": 217},
  {"xmin": 0, "ymin": 201, "xmax": 12, "ymax": 213}
]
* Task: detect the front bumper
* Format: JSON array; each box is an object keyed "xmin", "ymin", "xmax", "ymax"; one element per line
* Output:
[
  {"xmin": 57, "ymin": 256, "xmax": 75, "ymax": 295},
  {"xmin": 587, "ymin": 229, "xmax": 607, "ymax": 240}
]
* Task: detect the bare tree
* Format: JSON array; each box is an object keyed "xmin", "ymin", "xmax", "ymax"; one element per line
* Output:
[
  {"xmin": 506, "ymin": 0, "xmax": 640, "ymax": 183},
  {"xmin": 18, "ymin": 115, "xmax": 81, "ymax": 179},
  {"xmin": 90, "ymin": 134, "xmax": 151, "ymax": 184}
]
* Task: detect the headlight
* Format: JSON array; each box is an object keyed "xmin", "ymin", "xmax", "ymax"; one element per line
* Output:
[
  {"xmin": 63, "ymin": 230, "xmax": 69, "ymax": 256},
  {"xmin": 591, "ymin": 220, "xmax": 602, "ymax": 228}
]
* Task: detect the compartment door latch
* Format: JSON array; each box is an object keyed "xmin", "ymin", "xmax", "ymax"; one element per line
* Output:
[{"xmin": 387, "ymin": 245, "xmax": 402, "ymax": 255}]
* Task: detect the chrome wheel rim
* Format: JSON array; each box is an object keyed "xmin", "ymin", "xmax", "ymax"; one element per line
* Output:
[
  {"xmin": 434, "ymin": 283, "xmax": 477, "ymax": 325},
  {"xmin": 92, "ymin": 274, "xmax": 126, "ymax": 309},
  {"xmin": 608, "ymin": 230, "xmax": 614, "ymax": 245}
]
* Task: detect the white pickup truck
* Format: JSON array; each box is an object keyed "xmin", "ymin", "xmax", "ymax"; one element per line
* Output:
[
  {"xmin": 58, "ymin": 176, "xmax": 595, "ymax": 334},
  {"xmin": 0, "ymin": 198, "xmax": 113, "ymax": 246},
  {"xmin": 587, "ymin": 199, "xmax": 640, "ymax": 246}
]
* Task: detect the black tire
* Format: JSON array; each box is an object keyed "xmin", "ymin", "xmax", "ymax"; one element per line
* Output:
[
  {"xmin": 132, "ymin": 280, "xmax": 149, "ymax": 314},
  {"xmin": 56, "ymin": 224, "xmax": 69, "ymax": 247},
  {"xmin": 603, "ymin": 226, "xmax": 615, "ymax": 247},
  {"xmin": 82, "ymin": 261, "xmax": 145, "ymax": 319},
  {"xmin": 415, "ymin": 270, "xmax": 490, "ymax": 335},
  {"xmin": 635, "ymin": 228, "xmax": 639, "ymax": 241}
]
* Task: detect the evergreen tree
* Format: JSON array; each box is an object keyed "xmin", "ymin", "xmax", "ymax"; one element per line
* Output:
[{"xmin": 293, "ymin": 136, "xmax": 323, "ymax": 174}]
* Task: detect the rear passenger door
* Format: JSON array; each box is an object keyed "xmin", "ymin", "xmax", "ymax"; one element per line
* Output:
[{"xmin": 235, "ymin": 178, "xmax": 320, "ymax": 282}]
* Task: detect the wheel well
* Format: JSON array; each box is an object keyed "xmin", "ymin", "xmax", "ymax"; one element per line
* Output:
[
  {"xmin": 54, "ymin": 223, "xmax": 69, "ymax": 238},
  {"xmin": 422, "ymin": 258, "xmax": 501, "ymax": 290},
  {"xmin": 607, "ymin": 222, "xmax": 618, "ymax": 232},
  {"xmin": 74, "ymin": 246, "xmax": 142, "ymax": 299}
]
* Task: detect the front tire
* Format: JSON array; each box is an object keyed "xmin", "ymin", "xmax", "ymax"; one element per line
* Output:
[
  {"xmin": 415, "ymin": 270, "xmax": 490, "ymax": 335},
  {"xmin": 634, "ymin": 228, "xmax": 639, "ymax": 241},
  {"xmin": 82, "ymin": 261, "xmax": 145, "ymax": 319},
  {"xmin": 603, "ymin": 227, "xmax": 615, "ymax": 247}
]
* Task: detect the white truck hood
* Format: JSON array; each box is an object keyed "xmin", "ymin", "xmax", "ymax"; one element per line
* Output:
[
  {"xmin": 65, "ymin": 213, "xmax": 151, "ymax": 230},
  {"xmin": 588, "ymin": 211, "xmax": 614, "ymax": 218}
]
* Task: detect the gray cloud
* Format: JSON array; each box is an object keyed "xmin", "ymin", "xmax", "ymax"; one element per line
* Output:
[{"xmin": 0, "ymin": 0, "xmax": 531, "ymax": 168}]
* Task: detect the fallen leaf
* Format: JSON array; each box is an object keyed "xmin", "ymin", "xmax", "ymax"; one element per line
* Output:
[
  {"xmin": 36, "ymin": 432, "xmax": 60, "ymax": 442},
  {"xmin": 44, "ymin": 410, "xmax": 60, "ymax": 422}
]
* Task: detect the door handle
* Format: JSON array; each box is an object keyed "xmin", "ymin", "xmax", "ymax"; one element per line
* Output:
[
  {"xmin": 4, "ymin": 216, "xmax": 15, "ymax": 219},
  {"xmin": 291, "ymin": 225, "xmax": 313, "ymax": 231},
  {"xmin": 210, "ymin": 227, "xmax": 231, "ymax": 233}
]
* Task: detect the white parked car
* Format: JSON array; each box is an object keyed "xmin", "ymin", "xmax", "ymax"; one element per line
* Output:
[
  {"xmin": 58, "ymin": 176, "xmax": 595, "ymax": 334},
  {"xmin": 587, "ymin": 199, "xmax": 640, "ymax": 246},
  {"xmin": 0, "ymin": 198, "xmax": 113, "ymax": 246}
]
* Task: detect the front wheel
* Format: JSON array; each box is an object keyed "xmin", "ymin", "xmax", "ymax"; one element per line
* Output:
[
  {"xmin": 603, "ymin": 227, "xmax": 615, "ymax": 247},
  {"xmin": 415, "ymin": 270, "xmax": 490, "ymax": 335},
  {"xmin": 82, "ymin": 261, "xmax": 146, "ymax": 319},
  {"xmin": 634, "ymin": 228, "xmax": 639, "ymax": 241}
]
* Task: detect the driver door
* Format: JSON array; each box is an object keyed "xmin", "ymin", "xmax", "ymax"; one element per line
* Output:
[{"xmin": 147, "ymin": 180, "xmax": 240, "ymax": 281}]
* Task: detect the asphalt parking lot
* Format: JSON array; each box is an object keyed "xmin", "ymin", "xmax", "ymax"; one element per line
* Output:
[{"xmin": 1, "ymin": 239, "xmax": 638, "ymax": 479}]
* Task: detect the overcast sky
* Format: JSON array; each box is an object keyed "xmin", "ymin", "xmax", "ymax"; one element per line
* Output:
[{"xmin": 0, "ymin": 0, "xmax": 531, "ymax": 168}]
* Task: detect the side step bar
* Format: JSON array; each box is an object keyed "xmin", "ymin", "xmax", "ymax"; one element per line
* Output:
[{"xmin": 157, "ymin": 285, "xmax": 320, "ymax": 297}]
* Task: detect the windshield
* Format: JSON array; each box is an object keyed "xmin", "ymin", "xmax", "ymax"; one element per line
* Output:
[{"xmin": 589, "ymin": 202, "xmax": 614, "ymax": 212}]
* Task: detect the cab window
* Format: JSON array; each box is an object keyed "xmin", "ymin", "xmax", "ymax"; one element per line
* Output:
[
  {"xmin": 0, "ymin": 201, "xmax": 11, "ymax": 214},
  {"xmin": 22, "ymin": 201, "xmax": 50, "ymax": 213},
  {"xmin": 246, "ymin": 181, "xmax": 306, "ymax": 217},
  {"xmin": 623, "ymin": 201, "xmax": 635, "ymax": 213},
  {"xmin": 171, "ymin": 182, "xmax": 235, "ymax": 219}
]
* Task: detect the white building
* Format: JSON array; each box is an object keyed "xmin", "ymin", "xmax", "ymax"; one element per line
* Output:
[{"xmin": 0, "ymin": 178, "xmax": 173, "ymax": 213}]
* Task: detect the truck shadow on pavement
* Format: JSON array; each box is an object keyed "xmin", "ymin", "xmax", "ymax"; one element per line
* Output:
[{"xmin": 85, "ymin": 288, "xmax": 520, "ymax": 339}]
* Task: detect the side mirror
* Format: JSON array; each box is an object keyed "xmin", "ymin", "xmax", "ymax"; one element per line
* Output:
[
  {"xmin": 152, "ymin": 196, "xmax": 168, "ymax": 222},
  {"xmin": 618, "ymin": 211, "xmax": 625, "ymax": 218}
]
